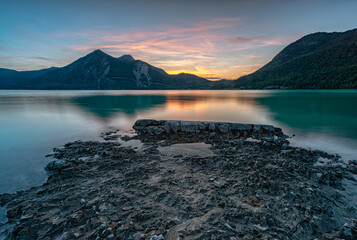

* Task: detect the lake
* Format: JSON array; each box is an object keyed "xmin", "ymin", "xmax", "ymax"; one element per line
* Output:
[{"xmin": 0, "ymin": 90, "xmax": 356, "ymax": 197}]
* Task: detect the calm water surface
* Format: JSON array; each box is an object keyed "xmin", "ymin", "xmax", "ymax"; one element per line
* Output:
[{"xmin": 0, "ymin": 90, "xmax": 356, "ymax": 198}]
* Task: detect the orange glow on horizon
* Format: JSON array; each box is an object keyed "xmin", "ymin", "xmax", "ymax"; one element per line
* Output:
[{"xmin": 166, "ymin": 64, "xmax": 261, "ymax": 80}]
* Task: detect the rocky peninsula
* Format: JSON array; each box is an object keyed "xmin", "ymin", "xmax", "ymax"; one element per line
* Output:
[{"xmin": 0, "ymin": 119, "xmax": 356, "ymax": 239}]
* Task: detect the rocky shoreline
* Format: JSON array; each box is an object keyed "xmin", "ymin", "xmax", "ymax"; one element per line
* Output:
[{"xmin": 0, "ymin": 120, "xmax": 356, "ymax": 239}]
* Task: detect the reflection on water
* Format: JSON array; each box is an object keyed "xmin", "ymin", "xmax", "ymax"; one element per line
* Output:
[
  {"xmin": 72, "ymin": 95, "xmax": 167, "ymax": 118},
  {"xmin": 257, "ymin": 91, "xmax": 357, "ymax": 138},
  {"xmin": 0, "ymin": 90, "xmax": 356, "ymax": 195}
]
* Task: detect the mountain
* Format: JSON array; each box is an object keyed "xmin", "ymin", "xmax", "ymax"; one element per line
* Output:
[
  {"xmin": 225, "ymin": 28, "xmax": 357, "ymax": 89},
  {"xmin": 0, "ymin": 67, "xmax": 57, "ymax": 89},
  {"xmin": 0, "ymin": 50, "xmax": 212, "ymax": 90}
]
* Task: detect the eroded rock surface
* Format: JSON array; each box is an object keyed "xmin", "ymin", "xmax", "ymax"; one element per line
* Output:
[{"xmin": 0, "ymin": 120, "xmax": 356, "ymax": 239}]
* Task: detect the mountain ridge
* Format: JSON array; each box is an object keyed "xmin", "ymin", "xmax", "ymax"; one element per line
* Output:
[
  {"xmin": 217, "ymin": 28, "xmax": 357, "ymax": 89},
  {"xmin": 0, "ymin": 50, "xmax": 213, "ymax": 90}
]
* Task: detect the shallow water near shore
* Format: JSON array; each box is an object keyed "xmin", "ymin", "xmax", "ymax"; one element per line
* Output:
[{"xmin": 0, "ymin": 89, "xmax": 356, "ymax": 196}]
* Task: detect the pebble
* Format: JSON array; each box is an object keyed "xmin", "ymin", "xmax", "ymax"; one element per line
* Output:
[
  {"xmin": 214, "ymin": 180, "xmax": 223, "ymax": 188},
  {"xmin": 99, "ymin": 203, "xmax": 107, "ymax": 212},
  {"xmin": 253, "ymin": 225, "xmax": 269, "ymax": 231},
  {"xmin": 150, "ymin": 234, "xmax": 163, "ymax": 240},
  {"xmin": 167, "ymin": 167, "xmax": 175, "ymax": 173}
]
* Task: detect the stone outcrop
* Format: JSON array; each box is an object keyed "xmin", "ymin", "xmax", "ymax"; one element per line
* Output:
[
  {"xmin": 0, "ymin": 120, "xmax": 355, "ymax": 239},
  {"xmin": 133, "ymin": 119, "xmax": 286, "ymax": 139}
]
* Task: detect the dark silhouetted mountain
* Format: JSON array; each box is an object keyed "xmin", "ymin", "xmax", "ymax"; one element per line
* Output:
[
  {"xmin": 0, "ymin": 50, "xmax": 212, "ymax": 90},
  {"xmin": 219, "ymin": 29, "xmax": 357, "ymax": 89},
  {"xmin": 0, "ymin": 67, "xmax": 57, "ymax": 89}
]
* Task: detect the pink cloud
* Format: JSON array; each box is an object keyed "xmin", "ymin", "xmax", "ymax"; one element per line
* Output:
[{"xmin": 64, "ymin": 18, "xmax": 294, "ymax": 78}]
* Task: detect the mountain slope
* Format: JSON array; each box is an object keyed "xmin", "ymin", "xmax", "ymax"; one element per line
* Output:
[
  {"xmin": 229, "ymin": 29, "xmax": 357, "ymax": 89},
  {"xmin": 0, "ymin": 50, "xmax": 212, "ymax": 90},
  {"xmin": 0, "ymin": 67, "xmax": 57, "ymax": 89}
]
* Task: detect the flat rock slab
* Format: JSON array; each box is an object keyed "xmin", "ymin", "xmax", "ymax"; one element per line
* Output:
[{"xmin": 133, "ymin": 119, "xmax": 284, "ymax": 137}]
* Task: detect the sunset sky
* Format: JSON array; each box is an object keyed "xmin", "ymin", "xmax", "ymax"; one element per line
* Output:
[{"xmin": 1, "ymin": 0, "xmax": 356, "ymax": 79}]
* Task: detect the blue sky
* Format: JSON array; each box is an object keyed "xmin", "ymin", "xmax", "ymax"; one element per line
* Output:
[{"xmin": 1, "ymin": 0, "xmax": 356, "ymax": 79}]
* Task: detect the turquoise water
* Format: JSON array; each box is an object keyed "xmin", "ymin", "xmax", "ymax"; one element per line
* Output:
[{"xmin": 0, "ymin": 90, "xmax": 356, "ymax": 196}]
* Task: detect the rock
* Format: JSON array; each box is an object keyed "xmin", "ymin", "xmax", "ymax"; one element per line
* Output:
[
  {"xmin": 348, "ymin": 163, "xmax": 357, "ymax": 174},
  {"xmin": 263, "ymin": 137, "xmax": 275, "ymax": 143},
  {"xmin": 218, "ymin": 124, "xmax": 230, "ymax": 133},
  {"xmin": 153, "ymin": 127, "xmax": 165, "ymax": 135},
  {"xmin": 350, "ymin": 219, "xmax": 357, "ymax": 229},
  {"xmin": 0, "ymin": 193, "xmax": 14, "ymax": 206},
  {"xmin": 167, "ymin": 167, "xmax": 175, "ymax": 173},
  {"xmin": 121, "ymin": 135, "xmax": 131, "ymax": 141},
  {"xmin": 253, "ymin": 225, "xmax": 269, "ymax": 231},
  {"xmin": 339, "ymin": 225, "xmax": 353, "ymax": 240},
  {"xmin": 209, "ymin": 132, "xmax": 217, "ymax": 139},
  {"xmin": 181, "ymin": 121, "xmax": 197, "ymax": 133},
  {"xmin": 150, "ymin": 234, "xmax": 163, "ymax": 240},
  {"xmin": 197, "ymin": 122, "xmax": 206, "ymax": 131},
  {"xmin": 45, "ymin": 160, "xmax": 69, "ymax": 171},
  {"xmin": 253, "ymin": 124, "xmax": 274, "ymax": 133},
  {"xmin": 214, "ymin": 180, "xmax": 223, "ymax": 188},
  {"xmin": 134, "ymin": 119, "xmax": 159, "ymax": 128},
  {"xmin": 209, "ymin": 123, "xmax": 216, "ymax": 131},
  {"xmin": 99, "ymin": 203, "xmax": 107, "ymax": 212},
  {"xmin": 133, "ymin": 119, "xmax": 283, "ymax": 139},
  {"xmin": 225, "ymin": 223, "xmax": 234, "ymax": 230},
  {"xmin": 231, "ymin": 123, "xmax": 252, "ymax": 132},
  {"xmin": 262, "ymin": 141, "xmax": 271, "ymax": 147},
  {"xmin": 55, "ymin": 232, "xmax": 68, "ymax": 240},
  {"xmin": 164, "ymin": 120, "xmax": 180, "ymax": 133}
]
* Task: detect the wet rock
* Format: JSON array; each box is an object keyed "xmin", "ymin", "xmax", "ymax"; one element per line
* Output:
[
  {"xmin": 153, "ymin": 127, "xmax": 165, "ymax": 135},
  {"xmin": 218, "ymin": 124, "xmax": 229, "ymax": 133},
  {"xmin": 167, "ymin": 167, "xmax": 175, "ymax": 173},
  {"xmin": 133, "ymin": 119, "xmax": 285, "ymax": 140},
  {"xmin": 45, "ymin": 160, "xmax": 70, "ymax": 171},
  {"xmin": 164, "ymin": 120, "xmax": 180, "ymax": 133},
  {"xmin": 55, "ymin": 232, "xmax": 69, "ymax": 240},
  {"xmin": 231, "ymin": 123, "xmax": 252, "ymax": 132},
  {"xmin": 214, "ymin": 180, "xmax": 223, "ymax": 188},
  {"xmin": 253, "ymin": 225, "xmax": 269, "ymax": 231},
  {"xmin": 209, "ymin": 123, "xmax": 216, "ymax": 131},
  {"xmin": 150, "ymin": 234, "xmax": 163, "ymax": 240},
  {"xmin": 99, "ymin": 203, "xmax": 107, "ymax": 212},
  {"xmin": 0, "ymin": 193, "xmax": 14, "ymax": 206},
  {"xmin": 224, "ymin": 223, "xmax": 234, "ymax": 230},
  {"xmin": 121, "ymin": 135, "xmax": 131, "ymax": 141},
  {"xmin": 339, "ymin": 224, "xmax": 353, "ymax": 240},
  {"xmin": 181, "ymin": 121, "xmax": 198, "ymax": 133},
  {"xmin": 209, "ymin": 132, "xmax": 217, "ymax": 139},
  {"xmin": 348, "ymin": 161, "xmax": 357, "ymax": 174},
  {"xmin": 348, "ymin": 219, "xmax": 357, "ymax": 238}
]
